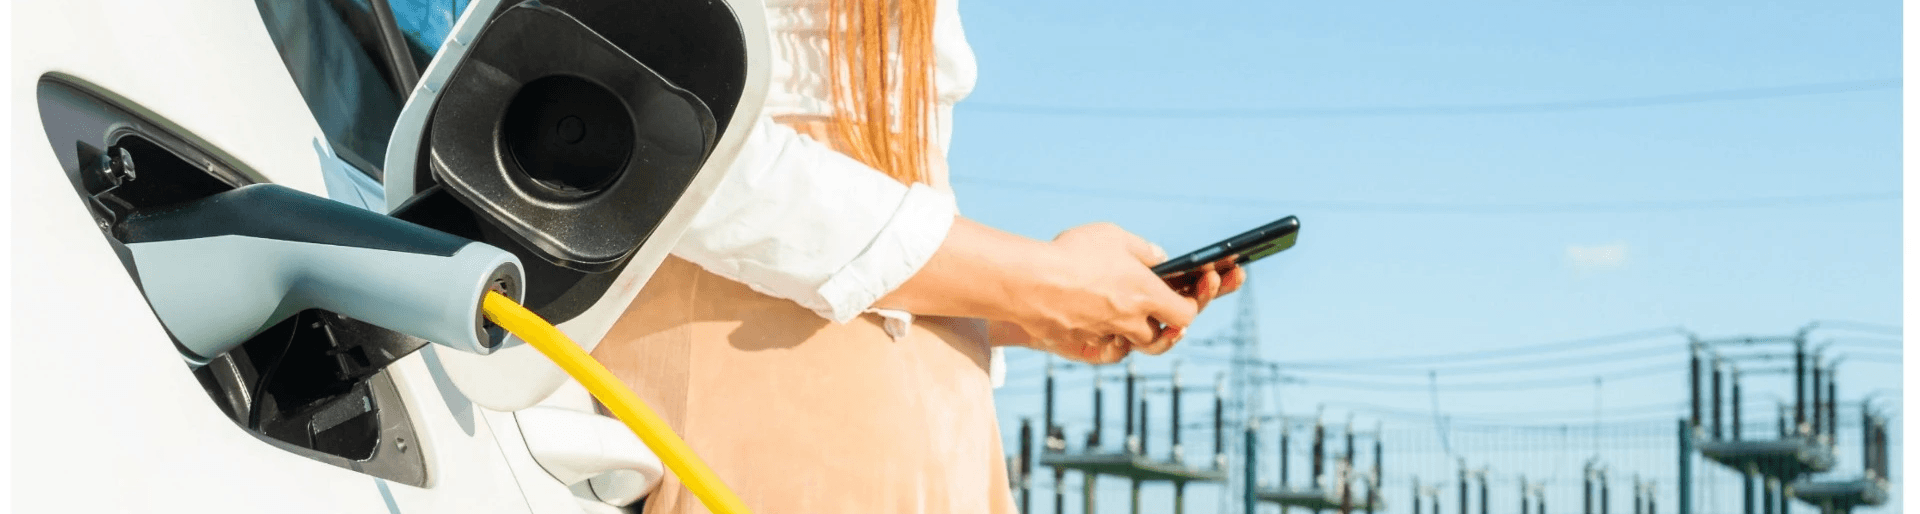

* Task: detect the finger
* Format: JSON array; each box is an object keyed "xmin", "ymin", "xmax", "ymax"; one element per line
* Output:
[
  {"xmin": 1136, "ymin": 329, "xmax": 1170, "ymax": 355},
  {"xmin": 1083, "ymin": 335, "xmax": 1130, "ymax": 364},
  {"xmin": 1070, "ymin": 334, "xmax": 1121, "ymax": 363},
  {"xmin": 1105, "ymin": 338, "xmax": 1134, "ymax": 363},
  {"xmin": 1071, "ymin": 336, "xmax": 1106, "ymax": 363},
  {"xmin": 1219, "ymin": 266, "xmax": 1248, "ymax": 295},
  {"xmin": 1141, "ymin": 285, "xmax": 1199, "ymax": 330},
  {"xmin": 1111, "ymin": 317, "xmax": 1160, "ymax": 350},
  {"xmin": 1193, "ymin": 270, "xmax": 1223, "ymax": 312},
  {"xmin": 1138, "ymin": 325, "xmax": 1184, "ymax": 355},
  {"xmin": 1077, "ymin": 341, "xmax": 1103, "ymax": 363}
]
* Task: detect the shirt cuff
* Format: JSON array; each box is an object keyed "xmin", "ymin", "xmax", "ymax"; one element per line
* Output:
[
  {"xmin": 813, "ymin": 183, "xmax": 957, "ymax": 323},
  {"xmin": 989, "ymin": 347, "xmax": 1006, "ymax": 388}
]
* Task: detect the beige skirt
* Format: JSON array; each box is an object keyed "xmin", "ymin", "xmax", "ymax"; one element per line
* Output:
[{"xmin": 592, "ymin": 256, "xmax": 1018, "ymax": 513}]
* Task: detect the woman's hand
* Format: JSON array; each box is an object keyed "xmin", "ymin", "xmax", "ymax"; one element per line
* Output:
[
  {"xmin": 875, "ymin": 218, "xmax": 1243, "ymax": 363},
  {"xmin": 990, "ymin": 256, "xmax": 1247, "ymax": 363},
  {"xmin": 1003, "ymin": 223, "xmax": 1197, "ymax": 358},
  {"xmin": 1130, "ymin": 262, "xmax": 1247, "ymax": 355},
  {"xmin": 989, "ymin": 319, "xmax": 1124, "ymax": 364}
]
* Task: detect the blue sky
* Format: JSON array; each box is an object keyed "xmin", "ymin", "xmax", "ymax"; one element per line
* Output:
[{"xmin": 954, "ymin": 1, "xmax": 1902, "ymax": 512}]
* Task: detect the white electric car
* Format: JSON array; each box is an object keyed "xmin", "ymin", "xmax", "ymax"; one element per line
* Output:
[{"xmin": 13, "ymin": 0, "xmax": 769, "ymax": 511}]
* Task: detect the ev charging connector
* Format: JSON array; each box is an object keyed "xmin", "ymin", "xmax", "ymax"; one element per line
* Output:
[{"xmin": 117, "ymin": 183, "xmax": 525, "ymax": 363}]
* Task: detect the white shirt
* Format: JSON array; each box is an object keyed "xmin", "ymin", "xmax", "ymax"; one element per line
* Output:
[{"xmin": 669, "ymin": 0, "xmax": 1005, "ymax": 385}]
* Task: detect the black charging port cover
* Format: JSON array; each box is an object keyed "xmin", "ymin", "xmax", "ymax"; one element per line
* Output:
[{"xmin": 429, "ymin": 2, "xmax": 717, "ymax": 273}]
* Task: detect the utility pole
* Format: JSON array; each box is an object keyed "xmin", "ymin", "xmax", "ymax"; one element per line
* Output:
[
  {"xmin": 1732, "ymin": 370, "xmax": 1743, "ymax": 441},
  {"xmin": 1173, "ymin": 363, "xmax": 1187, "ymax": 514},
  {"xmin": 1337, "ymin": 423, "xmax": 1356, "ymax": 514},
  {"xmin": 1246, "ymin": 417, "xmax": 1260, "ymax": 514},
  {"xmin": 1087, "ymin": 366, "xmax": 1101, "ymax": 514},
  {"xmin": 1585, "ymin": 462, "xmax": 1595, "ymax": 514},
  {"xmin": 1520, "ymin": 477, "xmax": 1529, "ymax": 514},
  {"xmin": 1370, "ymin": 428, "xmax": 1382, "ymax": 514},
  {"xmin": 1044, "ymin": 361, "xmax": 1055, "ymax": 450},
  {"xmin": 1414, "ymin": 479, "xmax": 1422, "ymax": 514},
  {"xmin": 1043, "ymin": 360, "xmax": 1066, "ymax": 514},
  {"xmin": 1091, "ymin": 366, "xmax": 1104, "ymax": 450},
  {"xmin": 1460, "ymin": 461, "xmax": 1469, "ymax": 514},
  {"xmin": 1018, "ymin": 419, "xmax": 1032, "ymax": 514},
  {"xmin": 1314, "ymin": 420, "xmax": 1326, "ymax": 491},
  {"xmin": 1053, "ymin": 466, "xmax": 1064, "ymax": 514},
  {"xmin": 1777, "ymin": 405, "xmax": 1787, "ymax": 438},
  {"xmin": 1126, "ymin": 360, "xmax": 1137, "ymax": 454},
  {"xmin": 1279, "ymin": 424, "xmax": 1290, "ymax": 489},
  {"xmin": 1139, "ymin": 398, "xmax": 1149, "ymax": 459},
  {"xmin": 1862, "ymin": 404, "xmax": 1874, "ymax": 481},
  {"xmin": 1763, "ymin": 478, "xmax": 1774, "ymax": 514},
  {"xmin": 1648, "ymin": 482, "xmax": 1658, "ymax": 514},
  {"xmin": 1794, "ymin": 333, "xmax": 1806, "ymax": 434},
  {"xmin": 1133, "ymin": 397, "xmax": 1146, "ymax": 514},
  {"xmin": 1345, "ymin": 424, "xmax": 1356, "ymax": 501},
  {"xmin": 1711, "ymin": 359, "xmax": 1723, "ymax": 440},
  {"xmin": 1215, "ymin": 374, "xmax": 1228, "ymax": 469},
  {"xmin": 1172, "ymin": 362, "xmax": 1183, "ymax": 462},
  {"xmin": 1820, "ymin": 362, "xmax": 1835, "ymax": 439},
  {"xmin": 1634, "ymin": 476, "xmax": 1643, "ymax": 514},
  {"xmin": 1825, "ymin": 367, "xmax": 1837, "ymax": 439},
  {"xmin": 1477, "ymin": 470, "xmax": 1488, "ymax": 514},
  {"xmin": 1811, "ymin": 356, "xmax": 1824, "ymax": 440},
  {"xmin": 1779, "ymin": 479, "xmax": 1790, "ymax": 514},
  {"xmin": 1338, "ymin": 453, "xmax": 1352, "ymax": 514},
  {"xmin": 1689, "ymin": 338, "xmax": 1702, "ymax": 429},
  {"xmin": 1677, "ymin": 418, "xmax": 1692, "ymax": 514},
  {"xmin": 1601, "ymin": 468, "xmax": 1610, "ymax": 514},
  {"xmin": 1744, "ymin": 464, "xmax": 1756, "ymax": 514}
]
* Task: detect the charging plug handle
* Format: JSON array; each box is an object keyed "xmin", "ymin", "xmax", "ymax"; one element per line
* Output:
[{"xmin": 119, "ymin": 184, "xmax": 525, "ymax": 363}]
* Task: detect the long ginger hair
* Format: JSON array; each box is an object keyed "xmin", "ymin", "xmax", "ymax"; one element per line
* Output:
[{"xmin": 824, "ymin": 0, "xmax": 937, "ymax": 185}]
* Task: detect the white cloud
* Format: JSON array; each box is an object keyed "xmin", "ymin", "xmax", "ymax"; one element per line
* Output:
[{"xmin": 1566, "ymin": 242, "xmax": 1629, "ymax": 272}]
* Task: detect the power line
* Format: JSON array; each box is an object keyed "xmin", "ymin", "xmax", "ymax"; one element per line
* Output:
[
  {"xmin": 1287, "ymin": 343, "xmax": 1686, "ymax": 377},
  {"xmin": 1842, "ymin": 352, "xmax": 1906, "ymax": 364},
  {"xmin": 1293, "ymin": 364, "xmax": 1675, "ymax": 392},
  {"xmin": 1182, "ymin": 342, "xmax": 1686, "ymax": 377},
  {"xmin": 1323, "ymin": 400, "xmax": 1687, "ymax": 423},
  {"xmin": 951, "ymin": 175, "xmax": 1902, "ymax": 213},
  {"xmin": 1429, "ymin": 415, "xmax": 1687, "ymax": 432},
  {"xmin": 1279, "ymin": 327, "xmax": 1687, "ymax": 368},
  {"xmin": 1834, "ymin": 338, "xmax": 1904, "ymax": 347},
  {"xmin": 1346, "ymin": 404, "xmax": 1690, "ymax": 430},
  {"xmin": 1812, "ymin": 320, "xmax": 1903, "ymax": 335},
  {"xmin": 960, "ymin": 77, "xmax": 1900, "ymax": 119}
]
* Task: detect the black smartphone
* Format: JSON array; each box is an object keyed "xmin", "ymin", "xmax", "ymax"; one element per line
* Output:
[{"xmin": 1151, "ymin": 215, "xmax": 1299, "ymax": 293}]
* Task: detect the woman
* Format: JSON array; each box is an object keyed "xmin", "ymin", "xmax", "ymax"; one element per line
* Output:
[{"xmin": 591, "ymin": 0, "xmax": 1246, "ymax": 511}]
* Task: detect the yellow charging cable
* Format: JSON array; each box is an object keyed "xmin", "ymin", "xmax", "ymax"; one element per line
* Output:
[{"xmin": 480, "ymin": 291, "xmax": 751, "ymax": 514}]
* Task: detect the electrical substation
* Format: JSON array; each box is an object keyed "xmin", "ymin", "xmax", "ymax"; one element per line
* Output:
[{"xmin": 997, "ymin": 292, "xmax": 1898, "ymax": 514}]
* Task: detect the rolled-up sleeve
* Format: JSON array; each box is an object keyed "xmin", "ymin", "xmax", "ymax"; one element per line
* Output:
[{"xmin": 671, "ymin": 117, "xmax": 957, "ymax": 323}]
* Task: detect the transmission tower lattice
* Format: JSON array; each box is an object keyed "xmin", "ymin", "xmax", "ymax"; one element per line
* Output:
[{"xmin": 1215, "ymin": 283, "xmax": 1263, "ymax": 514}]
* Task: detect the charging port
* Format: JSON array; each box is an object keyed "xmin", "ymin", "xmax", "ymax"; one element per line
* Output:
[{"xmin": 39, "ymin": 75, "xmax": 429, "ymax": 486}]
